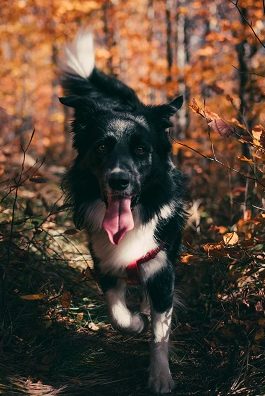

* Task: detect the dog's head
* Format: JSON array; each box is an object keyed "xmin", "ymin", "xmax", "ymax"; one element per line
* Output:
[
  {"xmin": 60, "ymin": 93, "xmax": 183, "ymax": 244},
  {"xmin": 59, "ymin": 30, "xmax": 183, "ymax": 244},
  {"xmin": 61, "ymin": 93, "xmax": 183, "ymax": 244}
]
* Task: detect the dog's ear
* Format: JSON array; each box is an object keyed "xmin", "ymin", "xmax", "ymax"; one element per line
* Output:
[
  {"xmin": 147, "ymin": 95, "xmax": 183, "ymax": 129},
  {"xmin": 59, "ymin": 95, "xmax": 84, "ymax": 108},
  {"xmin": 59, "ymin": 95, "xmax": 99, "ymax": 113},
  {"xmin": 155, "ymin": 95, "xmax": 183, "ymax": 127},
  {"xmin": 59, "ymin": 95, "xmax": 87, "ymax": 108},
  {"xmin": 168, "ymin": 95, "xmax": 184, "ymax": 112}
]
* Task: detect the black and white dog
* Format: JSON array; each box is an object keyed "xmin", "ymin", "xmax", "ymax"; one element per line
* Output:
[{"xmin": 59, "ymin": 31, "xmax": 187, "ymax": 394}]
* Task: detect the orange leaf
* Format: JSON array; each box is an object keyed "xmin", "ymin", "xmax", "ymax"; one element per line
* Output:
[
  {"xmin": 223, "ymin": 232, "xmax": 239, "ymax": 246},
  {"xmin": 208, "ymin": 119, "xmax": 234, "ymax": 137},
  {"xmin": 181, "ymin": 254, "xmax": 194, "ymax": 264},
  {"xmin": 237, "ymin": 155, "xmax": 254, "ymax": 163},
  {"xmin": 202, "ymin": 243, "xmax": 223, "ymax": 253},
  {"xmin": 20, "ymin": 293, "xmax": 46, "ymax": 301}
]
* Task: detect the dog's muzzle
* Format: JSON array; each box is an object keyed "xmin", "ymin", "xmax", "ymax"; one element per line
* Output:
[
  {"xmin": 101, "ymin": 170, "xmax": 136, "ymax": 245},
  {"xmin": 108, "ymin": 171, "xmax": 130, "ymax": 191}
]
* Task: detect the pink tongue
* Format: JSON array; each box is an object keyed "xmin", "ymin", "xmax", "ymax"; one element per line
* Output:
[{"xmin": 102, "ymin": 197, "xmax": 134, "ymax": 245}]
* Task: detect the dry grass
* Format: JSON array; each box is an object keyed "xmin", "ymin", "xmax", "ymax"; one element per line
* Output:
[{"xmin": 0, "ymin": 148, "xmax": 264, "ymax": 396}]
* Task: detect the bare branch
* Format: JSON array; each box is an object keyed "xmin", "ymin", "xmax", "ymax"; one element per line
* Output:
[
  {"xmin": 173, "ymin": 139, "xmax": 265, "ymax": 188},
  {"xmin": 230, "ymin": 0, "xmax": 265, "ymax": 49}
]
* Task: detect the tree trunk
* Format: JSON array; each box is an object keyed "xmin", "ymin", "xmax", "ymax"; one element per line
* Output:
[
  {"xmin": 236, "ymin": 6, "xmax": 253, "ymax": 159},
  {"xmin": 175, "ymin": 0, "xmax": 190, "ymax": 138},
  {"xmin": 103, "ymin": 1, "xmax": 116, "ymax": 76},
  {"xmin": 165, "ymin": 0, "xmax": 173, "ymax": 85},
  {"xmin": 147, "ymin": 0, "xmax": 155, "ymax": 102}
]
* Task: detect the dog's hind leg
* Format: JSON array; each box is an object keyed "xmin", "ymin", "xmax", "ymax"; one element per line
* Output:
[
  {"xmin": 105, "ymin": 279, "xmax": 148, "ymax": 334},
  {"xmin": 146, "ymin": 266, "xmax": 175, "ymax": 394}
]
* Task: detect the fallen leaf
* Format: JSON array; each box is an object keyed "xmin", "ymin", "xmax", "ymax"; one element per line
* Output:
[
  {"xmin": 181, "ymin": 254, "xmax": 194, "ymax": 264},
  {"xmin": 76, "ymin": 312, "xmax": 84, "ymax": 321},
  {"xmin": 223, "ymin": 232, "xmax": 239, "ymax": 246},
  {"xmin": 60, "ymin": 291, "xmax": 71, "ymax": 308},
  {"xmin": 88, "ymin": 322, "xmax": 99, "ymax": 331},
  {"xmin": 202, "ymin": 243, "xmax": 224, "ymax": 257},
  {"xmin": 20, "ymin": 293, "xmax": 46, "ymax": 301}
]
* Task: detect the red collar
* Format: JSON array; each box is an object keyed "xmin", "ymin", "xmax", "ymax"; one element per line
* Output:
[{"xmin": 126, "ymin": 246, "xmax": 162, "ymax": 285}]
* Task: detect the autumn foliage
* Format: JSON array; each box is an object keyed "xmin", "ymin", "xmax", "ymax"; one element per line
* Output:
[{"xmin": 0, "ymin": 0, "xmax": 265, "ymax": 394}]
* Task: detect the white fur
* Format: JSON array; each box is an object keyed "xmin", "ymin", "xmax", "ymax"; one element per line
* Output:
[
  {"xmin": 106, "ymin": 284, "xmax": 131, "ymax": 328},
  {"xmin": 159, "ymin": 202, "xmax": 175, "ymax": 220},
  {"xmin": 140, "ymin": 252, "xmax": 167, "ymax": 282},
  {"xmin": 110, "ymin": 166, "xmax": 123, "ymax": 174},
  {"xmin": 111, "ymin": 300, "xmax": 131, "ymax": 328},
  {"xmin": 149, "ymin": 342, "xmax": 174, "ymax": 393},
  {"xmin": 109, "ymin": 119, "xmax": 132, "ymax": 133},
  {"xmin": 85, "ymin": 199, "xmax": 106, "ymax": 231},
  {"xmin": 149, "ymin": 307, "xmax": 175, "ymax": 393},
  {"xmin": 91, "ymin": 214, "xmax": 159, "ymax": 276},
  {"xmin": 152, "ymin": 307, "xmax": 173, "ymax": 343},
  {"xmin": 61, "ymin": 29, "xmax": 94, "ymax": 78},
  {"xmin": 106, "ymin": 280, "xmax": 145, "ymax": 333},
  {"xmin": 85, "ymin": 202, "xmax": 174, "ymax": 277}
]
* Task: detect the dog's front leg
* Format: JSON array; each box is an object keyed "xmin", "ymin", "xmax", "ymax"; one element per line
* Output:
[
  {"xmin": 105, "ymin": 278, "xmax": 147, "ymax": 334},
  {"xmin": 147, "ymin": 267, "xmax": 175, "ymax": 394}
]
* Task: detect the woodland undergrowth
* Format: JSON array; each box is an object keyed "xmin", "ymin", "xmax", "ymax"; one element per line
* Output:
[{"xmin": 0, "ymin": 116, "xmax": 264, "ymax": 395}]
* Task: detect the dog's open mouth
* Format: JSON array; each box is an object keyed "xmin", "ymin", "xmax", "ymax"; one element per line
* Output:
[{"xmin": 102, "ymin": 195, "xmax": 134, "ymax": 245}]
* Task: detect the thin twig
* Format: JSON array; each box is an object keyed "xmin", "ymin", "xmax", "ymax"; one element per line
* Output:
[
  {"xmin": 173, "ymin": 139, "xmax": 265, "ymax": 188},
  {"xmin": 1, "ymin": 129, "xmax": 36, "ymax": 313},
  {"xmin": 232, "ymin": 64, "xmax": 265, "ymax": 78},
  {"xmin": 230, "ymin": 0, "xmax": 265, "ymax": 49}
]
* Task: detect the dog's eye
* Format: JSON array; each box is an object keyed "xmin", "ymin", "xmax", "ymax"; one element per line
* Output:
[
  {"xmin": 97, "ymin": 144, "xmax": 107, "ymax": 154},
  {"xmin": 134, "ymin": 146, "xmax": 146, "ymax": 156}
]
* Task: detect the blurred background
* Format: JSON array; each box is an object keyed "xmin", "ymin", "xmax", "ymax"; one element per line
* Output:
[{"xmin": 1, "ymin": 0, "xmax": 264, "ymax": 157}]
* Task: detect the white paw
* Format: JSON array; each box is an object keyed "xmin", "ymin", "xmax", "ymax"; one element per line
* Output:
[
  {"xmin": 148, "ymin": 364, "xmax": 175, "ymax": 394},
  {"xmin": 129, "ymin": 313, "xmax": 147, "ymax": 334},
  {"xmin": 111, "ymin": 312, "xmax": 149, "ymax": 334}
]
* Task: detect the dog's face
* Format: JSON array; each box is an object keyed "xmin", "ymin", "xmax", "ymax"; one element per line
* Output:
[
  {"xmin": 85, "ymin": 115, "xmax": 154, "ymax": 200},
  {"xmin": 60, "ymin": 95, "xmax": 183, "ymax": 243}
]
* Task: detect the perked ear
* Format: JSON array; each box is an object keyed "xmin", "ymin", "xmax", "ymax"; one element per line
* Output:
[
  {"xmin": 59, "ymin": 96, "xmax": 99, "ymax": 113},
  {"xmin": 169, "ymin": 95, "xmax": 183, "ymax": 111},
  {"xmin": 148, "ymin": 95, "xmax": 183, "ymax": 129},
  {"xmin": 59, "ymin": 95, "xmax": 84, "ymax": 108}
]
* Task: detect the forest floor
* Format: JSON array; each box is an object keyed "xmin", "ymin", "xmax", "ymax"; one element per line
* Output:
[{"xmin": 0, "ymin": 142, "xmax": 265, "ymax": 396}]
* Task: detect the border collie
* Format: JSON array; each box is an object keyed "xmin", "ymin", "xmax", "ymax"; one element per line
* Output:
[{"xmin": 59, "ymin": 30, "xmax": 187, "ymax": 394}]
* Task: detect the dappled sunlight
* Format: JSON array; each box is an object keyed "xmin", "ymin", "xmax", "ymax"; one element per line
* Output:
[{"xmin": 1, "ymin": 0, "xmax": 265, "ymax": 395}]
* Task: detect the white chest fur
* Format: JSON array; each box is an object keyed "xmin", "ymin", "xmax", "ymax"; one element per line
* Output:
[{"xmin": 85, "ymin": 199, "xmax": 173, "ymax": 276}]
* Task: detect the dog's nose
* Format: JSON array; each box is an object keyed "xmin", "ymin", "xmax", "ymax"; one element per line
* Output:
[{"xmin": 108, "ymin": 172, "xmax": 130, "ymax": 191}]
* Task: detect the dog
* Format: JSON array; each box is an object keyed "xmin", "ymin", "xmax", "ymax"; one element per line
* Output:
[{"xmin": 59, "ymin": 30, "xmax": 187, "ymax": 394}]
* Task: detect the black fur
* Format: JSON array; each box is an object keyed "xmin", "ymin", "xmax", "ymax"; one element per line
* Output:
[
  {"xmin": 59, "ymin": 46, "xmax": 189, "ymax": 392},
  {"xmin": 146, "ymin": 265, "xmax": 175, "ymax": 313},
  {"xmin": 60, "ymin": 68, "xmax": 186, "ymax": 288}
]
